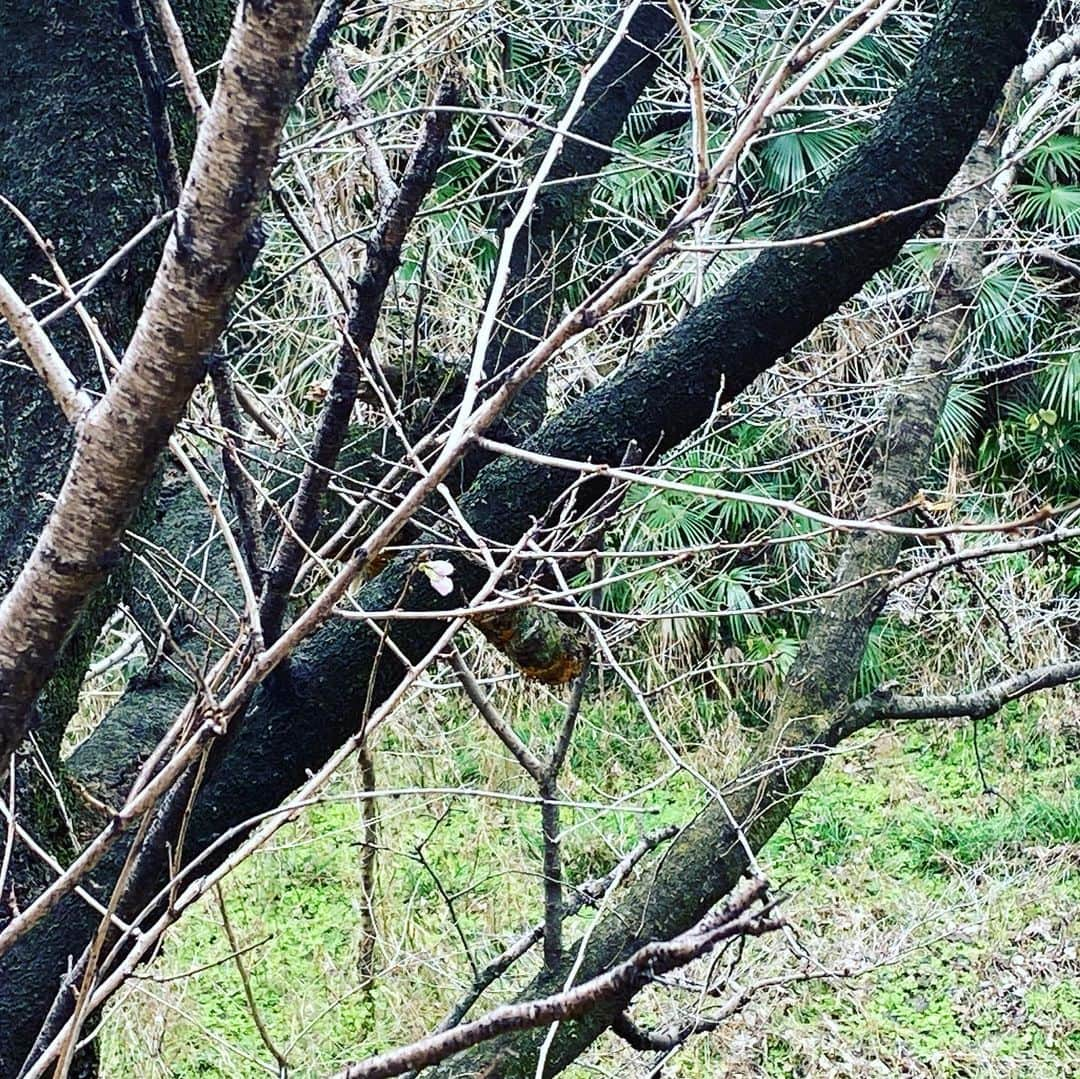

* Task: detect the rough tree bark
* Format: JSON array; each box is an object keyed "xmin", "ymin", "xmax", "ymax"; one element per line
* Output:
[
  {"xmin": 0, "ymin": 0, "xmax": 1045, "ymax": 1075},
  {"xmin": 0, "ymin": 0, "xmax": 231, "ymax": 904},
  {"xmin": 0, "ymin": 3, "xmax": 163, "ymax": 761},
  {"xmin": 0, "ymin": 0, "xmax": 318, "ymax": 775}
]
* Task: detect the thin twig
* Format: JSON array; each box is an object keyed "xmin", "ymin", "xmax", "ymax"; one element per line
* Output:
[
  {"xmin": 118, "ymin": 0, "xmax": 183, "ymax": 206},
  {"xmin": 207, "ymin": 353, "xmax": 269, "ymax": 593},
  {"xmin": 0, "ymin": 272, "xmax": 90, "ymax": 423},
  {"xmin": 0, "ymin": 210, "xmax": 174, "ymax": 357},
  {"xmin": 412, "ymin": 824, "xmax": 680, "ymax": 1059},
  {"xmin": 216, "ymin": 886, "xmax": 291, "ymax": 1073},
  {"xmin": 259, "ymin": 76, "xmax": 458, "ymax": 641},
  {"xmin": 150, "ymin": 0, "xmax": 210, "ymax": 122},
  {"xmin": 356, "ymin": 741, "xmax": 378, "ymax": 993},
  {"xmin": 449, "ymin": 650, "xmax": 545, "ymax": 782}
]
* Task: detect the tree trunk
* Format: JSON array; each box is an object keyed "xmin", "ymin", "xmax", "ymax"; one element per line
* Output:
[
  {"xmin": 0, "ymin": 2, "xmax": 160, "ymax": 761},
  {"xmin": 0, "ymin": 1, "xmax": 227, "ymax": 1070}
]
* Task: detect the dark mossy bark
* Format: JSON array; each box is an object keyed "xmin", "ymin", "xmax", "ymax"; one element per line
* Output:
[
  {"xmin": 484, "ymin": 2, "xmax": 677, "ymax": 440},
  {"xmin": 426, "ymin": 88, "xmax": 1017, "ymax": 1079},
  {"xmin": 0, "ymin": 5, "xmax": 677, "ymax": 1071},
  {"xmin": 0, "ymin": 2, "xmax": 228, "ymax": 1072},
  {"xmin": 0, "ymin": 3, "xmax": 159, "ymax": 761},
  {"xmin": 0, "ymin": 1, "xmax": 232, "ymax": 763},
  {"xmin": 0, "ymin": 0, "xmax": 1043, "ymax": 1075},
  {"xmin": 198, "ymin": 5, "xmax": 1038, "ymax": 1078},
  {"xmin": 0, "ymin": 11, "xmax": 167, "ymax": 984}
]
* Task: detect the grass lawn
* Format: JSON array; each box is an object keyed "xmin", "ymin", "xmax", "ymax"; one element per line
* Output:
[{"xmin": 99, "ymin": 689, "xmax": 1079, "ymax": 1077}]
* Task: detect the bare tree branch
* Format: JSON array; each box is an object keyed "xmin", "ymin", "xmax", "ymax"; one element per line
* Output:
[
  {"xmin": 1022, "ymin": 26, "xmax": 1080, "ymax": 86},
  {"xmin": 835, "ymin": 659, "xmax": 1080, "ymax": 737},
  {"xmin": 301, "ymin": 0, "xmax": 356, "ymax": 87},
  {"xmin": 259, "ymin": 77, "xmax": 459, "ymax": 642},
  {"xmin": 426, "ymin": 15, "xmax": 1042, "ymax": 1071},
  {"xmin": 118, "ymin": 0, "xmax": 183, "ymax": 207},
  {"xmin": 0, "ymin": 273, "xmax": 91, "ymax": 425},
  {"xmin": 0, "ymin": 5, "xmax": 1050, "ymax": 1074},
  {"xmin": 330, "ymin": 877, "xmax": 779, "ymax": 1079},
  {"xmin": 150, "ymin": 0, "xmax": 211, "ymax": 124},
  {"xmin": 421, "ymin": 824, "xmax": 681, "ymax": 1047}
]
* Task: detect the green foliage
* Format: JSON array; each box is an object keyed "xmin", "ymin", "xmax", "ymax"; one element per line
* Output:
[
  {"xmin": 104, "ymin": 701, "xmax": 1080, "ymax": 1078},
  {"xmin": 972, "ymin": 263, "xmax": 1046, "ymax": 359},
  {"xmin": 755, "ymin": 112, "xmax": 866, "ymax": 206},
  {"xmin": 597, "ymin": 421, "xmax": 826, "ymax": 694},
  {"xmin": 1026, "ymin": 133, "xmax": 1080, "ymax": 180},
  {"xmin": 979, "ymin": 394, "xmax": 1080, "ymax": 496},
  {"xmin": 1013, "ymin": 134, "xmax": 1080, "ymax": 230},
  {"xmin": 893, "ymin": 792, "xmax": 1080, "ymax": 874},
  {"xmin": 854, "ymin": 617, "xmax": 908, "ymax": 698},
  {"xmin": 935, "ymin": 380, "xmax": 986, "ymax": 461},
  {"xmin": 1014, "ymin": 180, "xmax": 1080, "ymax": 231},
  {"xmin": 1040, "ymin": 350, "xmax": 1080, "ymax": 423},
  {"xmin": 599, "ymin": 133, "xmax": 683, "ymax": 222}
]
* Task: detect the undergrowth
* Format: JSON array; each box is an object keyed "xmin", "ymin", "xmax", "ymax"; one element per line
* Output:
[{"xmin": 99, "ymin": 691, "xmax": 1079, "ymax": 1078}]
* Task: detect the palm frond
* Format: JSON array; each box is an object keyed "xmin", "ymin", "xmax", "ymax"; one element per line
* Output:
[
  {"xmin": 1039, "ymin": 350, "xmax": 1080, "ymax": 422},
  {"xmin": 973, "ymin": 264, "xmax": 1045, "ymax": 357},
  {"xmin": 1013, "ymin": 181, "xmax": 1080, "ymax": 232},
  {"xmin": 936, "ymin": 380, "xmax": 985, "ymax": 459}
]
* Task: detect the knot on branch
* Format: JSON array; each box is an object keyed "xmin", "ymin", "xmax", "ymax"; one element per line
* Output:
[{"xmin": 473, "ymin": 607, "xmax": 589, "ymax": 685}]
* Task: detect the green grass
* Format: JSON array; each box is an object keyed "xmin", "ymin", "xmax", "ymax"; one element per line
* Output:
[{"xmin": 99, "ymin": 694, "xmax": 1080, "ymax": 1078}]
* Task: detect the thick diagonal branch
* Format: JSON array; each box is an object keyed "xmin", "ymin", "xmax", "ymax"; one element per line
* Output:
[
  {"xmin": 332, "ymin": 877, "xmax": 777, "ymax": 1079},
  {"xmin": 425, "ymin": 52, "xmax": 1024, "ymax": 1079}
]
